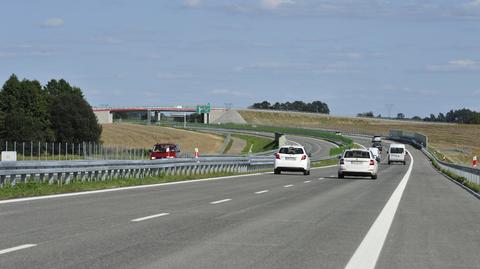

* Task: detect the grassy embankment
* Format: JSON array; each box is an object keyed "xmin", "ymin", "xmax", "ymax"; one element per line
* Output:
[
  {"xmin": 102, "ymin": 123, "xmax": 224, "ymax": 155},
  {"xmin": 238, "ymin": 110, "xmax": 480, "ymax": 165},
  {"xmin": 231, "ymin": 134, "xmax": 276, "ymax": 154}
]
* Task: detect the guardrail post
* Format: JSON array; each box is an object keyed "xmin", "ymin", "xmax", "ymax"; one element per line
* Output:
[
  {"xmin": 48, "ymin": 173, "xmax": 54, "ymax": 184},
  {"xmin": 65, "ymin": 173, "xmax": 72, "ymax": 184},
  {"xmin": 8, "ymin": 175, "xmax": 14, "ymax": 186}
]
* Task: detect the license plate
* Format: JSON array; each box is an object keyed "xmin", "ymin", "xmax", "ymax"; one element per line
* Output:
[{"xmin": 285, "ymin": 157, "xmax": 296, "ymax": 161}]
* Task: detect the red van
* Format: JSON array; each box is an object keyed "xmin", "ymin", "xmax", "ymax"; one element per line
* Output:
[{"xmin": 149, "ymin": 144, "xmax": 180, "ymax": 159}]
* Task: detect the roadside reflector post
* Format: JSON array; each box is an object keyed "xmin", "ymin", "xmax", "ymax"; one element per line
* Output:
[
  {"xmin": 194, "ymin": 147, "xmax": 199, "ymax": 158},
  {"xmin": 473, "ymin": 156, "xmax": 477, "ymax": 168}
]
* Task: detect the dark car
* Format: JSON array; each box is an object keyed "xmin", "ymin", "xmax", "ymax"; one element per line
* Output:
[{"xmin": 372, "ymin": 141, "xmax": 383, "ymax": 152}]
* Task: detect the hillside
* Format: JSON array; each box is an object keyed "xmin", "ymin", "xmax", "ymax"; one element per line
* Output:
[
  {"xmin": 101, "ymin": 124, "xmax": 225, "ymax": 155},
  {"xmin": 238, "ymin": 109, "xmax": 480, "ymax": 165}
]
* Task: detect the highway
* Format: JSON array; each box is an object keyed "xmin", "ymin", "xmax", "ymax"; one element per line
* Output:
[{"xmin": 0, "ymin": 141, "xmax": 479, "ymax": 268}]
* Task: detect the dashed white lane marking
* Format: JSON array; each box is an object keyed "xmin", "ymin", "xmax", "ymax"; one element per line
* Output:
[
  {"xmin": 255, "ymin": 190, "xmax": 269, "ymax": 194},
  {"xmin": 304, "ymin": 180, "xmax": 311, "ymax": 183},
  {"xmin": 345, "ymin": 151, "xmax": 414, "ymax": 269},
  {"xmin": 210, "ymin": 199, "xmax": 232, "ymax": 205},
  {"xmin": 283, "ymin": 184, "xmax": 294, "ymax": 188},
  {"xmin": 131, "ymin": 213, "xmax": 170, "ymax": 222},
  {"xmin": 0, "ymin": 244, "xmax": 37, "ymax": 255},
  {"xmin": 318, "ymin": 177, "xmax": 325, "ymax": 180}
]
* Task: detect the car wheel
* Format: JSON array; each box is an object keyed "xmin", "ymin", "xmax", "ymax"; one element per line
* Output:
[
  {"xmin": 371, "ymin": 174, "xmax": 377, "ymax": 179},
  {"xmin": 403, "ymin": 161, "xmax": 406, "ymax": 165},
  {"xmin": 338, "ymin": 173, "xmax": 344, "ymax": 179},
  {"xmin": 274, "ymin": 169, "xmax": 281, "ymax": 174},
  {"xmin": 388, "ymin": 161, "xmax": 391, "ymax": 165},
  {"xmin": 304, "ymin": 170, "xmax": 310, "ymax": 176}
]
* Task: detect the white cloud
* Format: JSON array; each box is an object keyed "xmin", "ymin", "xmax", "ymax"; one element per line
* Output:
[
  {"xmin": 184, "ymin": 0, "xmax": 201, "ymax": 8},
  {"xmin": 426, "ymin": 58, "xmax": 480, "ymax": 72},
  {"xmin": 92, "ymin": 36, "xmax": 123, "ymax": 44},
  {"xmin": 260, "ymin": 0, "xmax": 295, "ymax": 10},
  {"xmin": 235, "ymin": 60, "xmax": 359, "ymax": 74},
  {"xmin": 41, "ymin": 18, "xmax": 64, "ymax": 27},
  {"xmin": 465, "ymin": 0, "xmax": 480, "ymax": 8}
]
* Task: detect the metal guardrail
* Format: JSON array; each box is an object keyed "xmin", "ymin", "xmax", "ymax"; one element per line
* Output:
[
  {"xmin": 422, "ymin": 148, "xmax": 480, "ymax": 186},
  {"xmin": 388, "ymin": 134, "xmax": 479, "ymax": 188},
  {"xmin": 0, "ymin": 156, "xmax": 274, "ymax": 187}
]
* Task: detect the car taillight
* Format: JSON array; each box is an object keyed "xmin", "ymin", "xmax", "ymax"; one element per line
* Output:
[
  {"xmin": 340, "ymin": 159, "xmax": 344, "ymax": 165},
  {"xmin": 370, "ymin": 160, "xmax": 375, "ymax": 166},
  {"xmin": 301, "ymin": 155, "xmax": 307, "ymax": 160},
  {"xmin": 275, "ymin": 153, "xmax": 280, "ymax": 159}
]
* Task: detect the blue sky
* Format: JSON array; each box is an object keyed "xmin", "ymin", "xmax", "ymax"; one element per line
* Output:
[{"xmin": 1, "ymin": 0, "xmax": 480, "ymax": 117}]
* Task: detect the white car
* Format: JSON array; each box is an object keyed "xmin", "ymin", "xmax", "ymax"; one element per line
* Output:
[
  {"xmin": 368, "ymin": 147, "xmax": 381, "ymax": 162},
  {"xmin": 388, "ymin": 143, "xmax": 407, "ymax": 165},
  {"xmin": 274, "ymin": 146, "xmax": 311, "ymax": 175},
  {"xmin": 338, "ymin": 149, "xmax": 378, "ymax": 179}
]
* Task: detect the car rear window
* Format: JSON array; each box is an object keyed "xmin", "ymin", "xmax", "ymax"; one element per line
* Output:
[
  {"xmin": 390, "ymin": 147, "xmax": 404, "ymax": 154},
  {"xmin": 344, "ymin": 150, "xmax": 370, "ymax": 158},
  {"xmin": 279, "ymin": 147, "xmax": 304, "ymax": 154}
]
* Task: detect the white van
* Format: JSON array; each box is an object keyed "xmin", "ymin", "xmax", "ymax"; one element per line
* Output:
[{"xmin": 388, "ymin": 144, "xmax": 407, "ymax": 165}]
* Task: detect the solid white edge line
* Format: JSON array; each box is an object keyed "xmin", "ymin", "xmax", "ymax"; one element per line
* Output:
[
  {"xmin": 255, "ymin": 190, "xmax": 269, "ymax": 194},
  {"xmin": 344, "ymin": 151, "xmax": 414, "ymax": 269},
  {"xmin": 0, "ymin": 244, "xmax": 37, "ymax": 255},
  {"xmin": 283, "ymin": 184, "xmax": 294, "ymax": 188},
  {"xmin": 210, "ymin": 198, "xmax": 231, "ymax": 204},
  {"xmin": 0, "ymin": 164, "xmax": 339, "ymax": 205},
  {"xmin": 311, "ymin": 164, "xmax": 338, "ymax": 170},
  {"xmin": 0, "ymin": 172, "xmax": 269, "ymax": 205}
]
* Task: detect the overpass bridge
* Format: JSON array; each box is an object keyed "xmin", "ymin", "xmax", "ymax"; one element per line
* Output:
[{"xmin": 92, "ymin": 106, "xmax": 226, "ymax": 124}]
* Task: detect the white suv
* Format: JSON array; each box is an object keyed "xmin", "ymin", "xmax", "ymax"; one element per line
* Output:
[
  {"xmin": 274, "ymin": 146, "xmax": 311, "ymax": 175},
  {"xmin": 338, "ymin": 149, "xmax": 378, "ymax": 179}
]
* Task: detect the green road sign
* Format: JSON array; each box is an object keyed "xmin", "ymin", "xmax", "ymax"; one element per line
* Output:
[{"xmin": 196, "ymin": 103, "xmax": 211, "ymax": 114}]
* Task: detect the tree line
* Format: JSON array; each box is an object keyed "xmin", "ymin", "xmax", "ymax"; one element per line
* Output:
[
  {"xmin": 250, "ymin": 100, "xmax": 330, "ymax": 114},
  {"xmin": 0, "ymin": 74, "xmax": 102, "ymax": 144},
  {"xmin": 356, "ymin": 108, "xmax": 480, "ymax": 124}
]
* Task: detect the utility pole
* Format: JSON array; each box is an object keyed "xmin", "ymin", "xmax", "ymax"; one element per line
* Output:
[{"xmin": 385, "ymin": 104, "xmax": 394, "ymax": 119}]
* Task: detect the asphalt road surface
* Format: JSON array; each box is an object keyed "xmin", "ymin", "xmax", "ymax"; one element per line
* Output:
[{"xmin": 0, "ymin": 142, "xmax": 479, "ymax": 268}]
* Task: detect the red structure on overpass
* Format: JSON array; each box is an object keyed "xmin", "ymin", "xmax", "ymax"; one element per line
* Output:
[{"xmin": 92, "ymin": 106, "xmax": 197, "ymax": 113}]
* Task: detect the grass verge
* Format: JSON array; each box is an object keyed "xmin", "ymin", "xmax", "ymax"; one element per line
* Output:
[
  {"xmin": 312, "ymin": 158, "xmax": 338, "ymax": 168},
  {"xmin": 232, "ymin": 134, "xmax": 276, "ymax": 154},
  {"xmin": 329, "ymin": 146, "xmax": 345, "ymax": 156},
  {"xmin": 0, "ymin": 172, "xmax": 239, "ymax": 200},
  {"xmin": 222, "ymin": 138, "xmax": 234, "ymax": 154},
  {"xmin": 431, "ymin": 160, "xmax": 480, "ymax": 193}
]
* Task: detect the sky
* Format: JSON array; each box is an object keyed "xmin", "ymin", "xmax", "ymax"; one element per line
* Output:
[{"xmin": 1, "ymin": 0, "xmax": 480, "ymax": 117}]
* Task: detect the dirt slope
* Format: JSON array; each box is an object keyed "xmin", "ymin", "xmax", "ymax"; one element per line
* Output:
[{"xmin": 101, "ymin": 124, "xmax": 224, "ymax": 154}]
